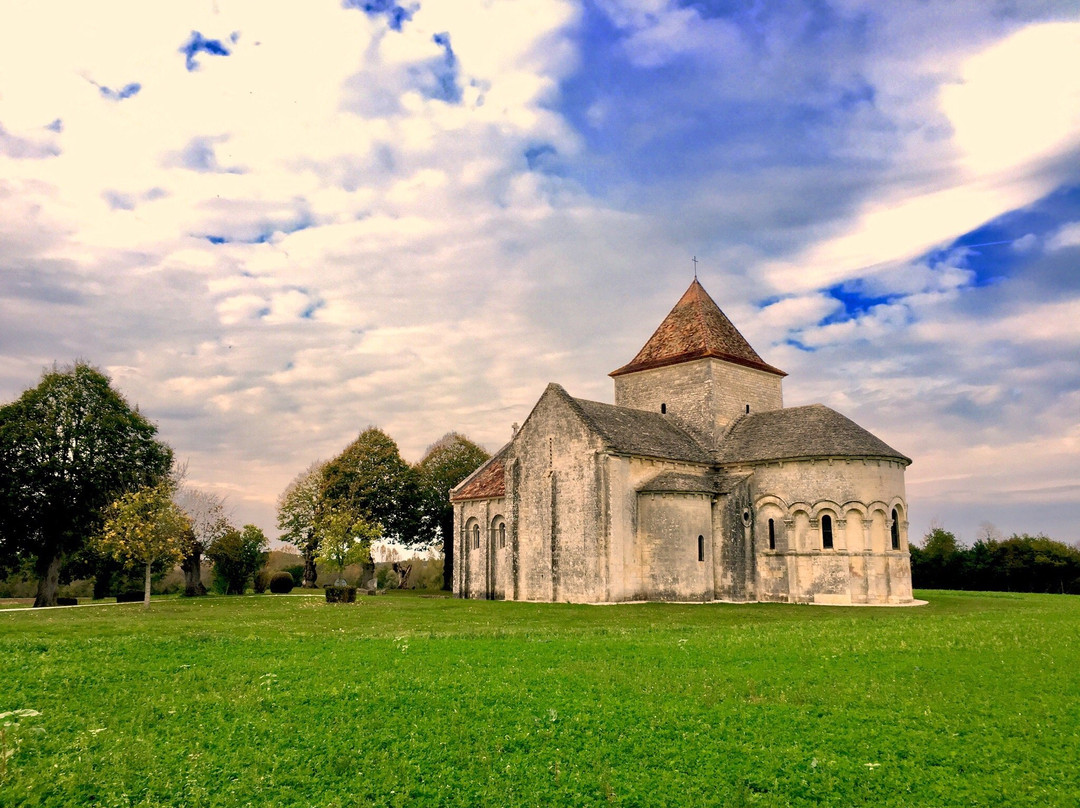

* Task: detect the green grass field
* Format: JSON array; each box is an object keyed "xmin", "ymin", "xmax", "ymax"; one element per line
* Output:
[{"xmin": 2, "ymin": 591, "xmax": 1078, "ymax": 807}]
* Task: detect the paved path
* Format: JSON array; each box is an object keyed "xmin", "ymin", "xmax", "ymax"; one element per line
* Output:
[{"xmin": 0, "ymin": 600, "xmax": 145, "ymax": 613}]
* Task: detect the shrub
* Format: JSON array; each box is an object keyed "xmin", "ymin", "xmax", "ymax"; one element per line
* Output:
[
  {"xmin": 56, "ymin": 597, "xmax": 78, "ymax": 606},
  {"xmin": 207, "ymin": 525, "xmax": 268, "ymax": 595},
  {"xmin": 283, "ymin": 564, "xmax": 305, "ymax": 585},
  {"xmin": 253, "ymin": 569, "xmax": 272, "ymax": 594},
  {"xmin": 324, "ymin": 585, "xmax": 356, "ymax": 603},
  {"xmin": 116, "ymin": 590, "xmax": 143, "ymax": 603},
  {"xmin": 269, "ymin": 571, "xmax": 295, "ymax": 594}
]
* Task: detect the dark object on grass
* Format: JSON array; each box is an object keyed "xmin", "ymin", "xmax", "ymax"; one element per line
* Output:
[
  {"xmin": 269, "ymin": 571, "xmax": 295, "ymax": 594},
  {"xmin": 116, "ymin": 590, "xmax": 143, "ymax": 603},
  {"xmin": 253, "ymin": 569, "xmax": 271, "ymax": 594},
  {"xmin": 324, "ymin": 585, "xmax": 356, "ymax": 603},
  {"xmin": 56, "ymin": 597, "xmax": 78, "ymax": 606}
]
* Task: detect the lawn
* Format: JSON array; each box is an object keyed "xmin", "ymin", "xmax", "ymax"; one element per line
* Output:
[{"xmin": 1, "ymin": 591, "xmax": 1078, "ymax": 807}]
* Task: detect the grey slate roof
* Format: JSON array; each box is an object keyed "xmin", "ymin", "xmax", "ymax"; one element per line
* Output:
[
  {"xmin": 568, "ymin": 394, "xmax": 713, "ymax": 464},
  {"xmin": 638, "ymin": 471, "xmax": 750, "ymax": 494},
  {"xmin": 716, "ymin": 404, "xmax": 911, "ymax": 465}
]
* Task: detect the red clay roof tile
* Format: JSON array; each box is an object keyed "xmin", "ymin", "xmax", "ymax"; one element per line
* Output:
[{"xmin": 610, "ymin": 279, "xmax": 785, "ymax": 377}]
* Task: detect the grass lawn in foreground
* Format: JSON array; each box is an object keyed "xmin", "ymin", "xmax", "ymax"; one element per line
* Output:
[{"xmin": 1, "ymin": 591, "xmax": 1078, "ymax": 807}]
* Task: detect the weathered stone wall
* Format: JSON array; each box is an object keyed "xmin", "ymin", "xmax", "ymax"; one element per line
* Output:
[
  {"xmin": 634, "ymin": 493, "xmax": 713, "ymax": 600},
  {"xmin": 506, "ymin": 389, "xmax": 607, "ymax": 602},
  {"xmin": 714, "ymin": 477, "xmax": 755, "ymax": 601},
  {"xmin": 613, "ymin": 358, "xmax": 783, "ymax": 445},
  {"xmin": 746, "ymin": 458, "xmax": 912, "ymax": 604},
  {"xmin": 455, "ymin": 497, "xmax": 507, "ymax": 599},
  {"xmin": 604, "ymin": 455, "xmax": 714, "ymax": 601}
]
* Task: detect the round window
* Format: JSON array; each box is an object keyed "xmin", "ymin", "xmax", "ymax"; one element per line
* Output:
[{"xmin": 741, "ymin": 508, "xmax": 752, "ymax": 526}]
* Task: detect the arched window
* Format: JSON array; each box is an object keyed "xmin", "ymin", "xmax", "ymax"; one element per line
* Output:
[
  {"xmin": 821, "ymin": 514, "xmax": 834, "ymax": 549},
  {"xmin": 499, "ymin": 523, "xmax": 507, "ymax": 548},
  {"xmin": 472, "ymin": 523, "xmax": 481, "ymax": 549},
  {"xmin": 661, "ymin": 403, "xmax": 666, "ymax": 414},
  {"xmin": 891, "ymin": 509, "xmax": 900, "ymax": 550},
  {"xmin": 768, "ymin": 518, "xmax": 775, "ymax": 550},
  {"xmin": 697, "ymin": 535, "xmax": 705, "ymax": 562}
]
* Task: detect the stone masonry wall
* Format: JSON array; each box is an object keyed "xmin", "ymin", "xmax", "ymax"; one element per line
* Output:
[
  {"xmin": 508, "ymin": 389, "xmax": 607, "ymax": 602},
  {"xmin": 746, "ymin": 458, "xmax": 912, "ymax": 604},
  {"xmin": 613, "ymin": 358, "xmax": 783, "ymax": 446}
]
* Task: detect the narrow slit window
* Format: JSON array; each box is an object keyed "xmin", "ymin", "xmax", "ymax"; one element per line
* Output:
[
  {"xmin": 473, "ymin": 524, "xmax": 481, "ymax": 549},
  {"xmin": 891, "ymin": 509, "xmax": 900, "ymax": 550},
  {"xmin": 745, "ymin": 404, "xmax": 750, "ymax": 413},
  {"xmin": 821, "ymin": 515, "xmax": 833, "ymax": 549},
  {"xmin": 697, "ymin": 535, "xmax": 705, "ymax": 562},
  {"xmin": 661, "ymin": 403, "xmax": 666, "ymax": 414},
  {"xmin": 499, "ymin": 523, "xmax": 507, "ymax": 548},
  {"xmin": 768, "ymin": 518, "xmax": 775, "ymax": 550}
]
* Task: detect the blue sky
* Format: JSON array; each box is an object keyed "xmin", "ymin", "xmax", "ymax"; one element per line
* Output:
[{"xmin": 1, "ymin": 0, "xmax": 1078, "ymax": 544}]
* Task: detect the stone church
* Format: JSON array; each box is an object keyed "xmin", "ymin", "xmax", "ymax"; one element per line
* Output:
[{"xmin": 450, "ymin": 279, "xmax": 913, "ymax": 604}]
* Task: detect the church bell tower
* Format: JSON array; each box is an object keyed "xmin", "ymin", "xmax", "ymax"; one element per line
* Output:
[{"xmin": 609, "ymin": 279, "xmax": 786, "ymax": 447}]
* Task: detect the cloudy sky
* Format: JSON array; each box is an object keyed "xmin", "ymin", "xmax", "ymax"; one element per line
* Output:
[{"xmin": 2, "ymin": 0, "xmax": 1079, "ymax": 546}]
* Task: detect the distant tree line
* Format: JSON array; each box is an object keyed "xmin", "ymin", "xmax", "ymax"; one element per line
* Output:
[{"xmin": 911, "ymin": 527, "xmax": 1080, "ymax": 595}]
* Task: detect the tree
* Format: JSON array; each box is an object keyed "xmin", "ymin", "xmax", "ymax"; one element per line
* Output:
[
  {"xmin": 276, "ymin": 460, "xmax": 326, "ymax": 588},
  {"xmin": 207, "ymin": 524, "xmax": 268, "ymax": 595},
  {"xmin": 93, "ymin": 481, "xmax": 189, "ymax": 609},
  {"xmin": 0, "ymin": 363, "xmax": 174, "ymax": 606},
  {"xmin": 414, "ymin": 432, "xmax": 490, "ymax": 590},
  {"xmin": 911, "ymin": 525, "xmax": 963, "ymax": 589},
  {"xmin": 321, "ymin": 428, "xmax": 421, "ymax": 545},
  {"xmin": 316, "ymin": 511, "xmax": 380, "ymax": 583},
  {"xmin": 174, "ymin": 486, "xmax": 230, "ymax": 596}
]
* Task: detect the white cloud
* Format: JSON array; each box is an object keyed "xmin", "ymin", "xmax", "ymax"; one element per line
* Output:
[
  {"xmin": 1, "ymin": 0, "xmax": 1078, "ymax": 547},
  {"xmin": 1047, "ymin": 221, "xmax": 1080, "ymax": 251},
  {"xmin": 761, "ymin": 20, "xmax": 1080, "ymax": 294}
]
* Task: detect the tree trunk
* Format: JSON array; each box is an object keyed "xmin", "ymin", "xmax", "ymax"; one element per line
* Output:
[
  {"xmin": 143, "ymin": 561, "xmax": 152, "ymax": 609},
  {"xmin": 33, "ymin": 552, "xmax": 63, "ymax": 608},
  {"xmin": 301, "ymin": 550, "xmax": 318, "ymax": 588},
  {"xmin": 181, "ymin": 547, "xmax": 207, "ymax": 596},
  {"xmin": 93, "ymin": 567, "xmax": 114, "ymax": 600}
]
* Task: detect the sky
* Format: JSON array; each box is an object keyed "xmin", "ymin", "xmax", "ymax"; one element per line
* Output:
[{"xmin": 1, "ymin": 0, "xmax": 1079, "ymax": 547}]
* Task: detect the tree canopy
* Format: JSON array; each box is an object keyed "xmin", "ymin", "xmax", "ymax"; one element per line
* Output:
[
  {"xmin": 414, "ymin": 432, "xmax": 491, "ymax": 590},
  {"xmin": 911, "ymin": 527, "xmax": 1080, "ymax": 594},
  {"xmin": 316, "ymin": 511, "xmax": 379, "ymax": 581},
  {"xmin": 321, "ymin": 427, "xmax": 421, "ymax": 545},
  {"xmin": 207, "ymin": 524, "xmax": 267, "ymax": 595},
  {"xmin": 276, "ymin": 460, "xmax": 326, "ymax": 588},
  {"xmin": 174, "ymin": 485, "xmax": 230, "ymax": 596},
  {"xmin": 94, "ymin": 481, "xmax": 189, "ymax": 608},
  {"xmin": 0, "ymin": 363, "xmax": 173, "ymax": 606}
]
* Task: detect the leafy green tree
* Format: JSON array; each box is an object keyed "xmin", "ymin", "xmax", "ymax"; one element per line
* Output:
[
  {"xmin": 207, "ymin": 524, "xmax": 267, "ymax": 595},
  {"xmin": 316, "ymin": 511, "xmax": 380, "ymax": 583},
  {"xmin": 276, "ymin": 460, "xmax": 326, "ymax": 588},
  {"xmin": 174, "ymin": 486, "xmax": 230, "ymax": 597},
  {"xmin": 321, "ymin": 428, "xmax": 421, "ymax": 545},
  {"xmin": 911, "ymin": 525, "xmax": 963, "ymax": 590},
  {"xmin": 93, "ymin": 481, "xmax": 190, "ymax": 609},
  {"xmin": 414, "ymin": 432, "xmax": 491, "ymax": 590},
  {"xmin": 0, "ymin": 363, "xmax": 173, "ymax": 606}
]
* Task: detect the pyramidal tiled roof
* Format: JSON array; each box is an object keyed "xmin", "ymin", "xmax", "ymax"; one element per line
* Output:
[{"xmin": 610, "ymin": 279, "xmax": 785, "ymax": 378}]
